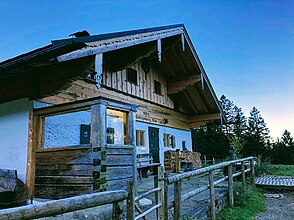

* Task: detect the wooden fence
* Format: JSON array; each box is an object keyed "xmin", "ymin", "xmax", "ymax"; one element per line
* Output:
[
  {"xmin": 0, "ymin": 190, "xmax": 128, "ymax": 220},
  {"xmin": 0, "ymin": 157, "xmax": 257, "ymax": 220},
  {"xmin": 166, "ymin": 156, "xmax": 256, "ymax": 220}
]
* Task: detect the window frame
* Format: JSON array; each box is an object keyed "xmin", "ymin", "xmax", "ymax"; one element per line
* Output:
[
  {"xmin": 126, "ymin": 68, "xmax": 138, "ymax": 85},
  {"xmin": 136, "ymin": 130, "xmax": 145, "ymax": 146}
]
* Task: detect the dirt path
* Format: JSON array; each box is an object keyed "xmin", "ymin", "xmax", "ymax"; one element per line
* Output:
[{"xmin": 255, "ymin": 192, "xmax": 294, "ymax": 220}]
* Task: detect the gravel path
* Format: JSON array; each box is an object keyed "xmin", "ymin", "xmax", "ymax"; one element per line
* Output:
[{"xmin": 255, "ymin": 192, "xmax": 294, "ymax": 220}]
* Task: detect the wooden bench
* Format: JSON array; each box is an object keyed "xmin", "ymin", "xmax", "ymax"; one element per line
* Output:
[{"xmin": 137, "ymin": 154, "xmax": 161, "ymax": 179}]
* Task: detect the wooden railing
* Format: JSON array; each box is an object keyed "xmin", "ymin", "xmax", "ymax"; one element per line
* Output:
[
  {"xmin": 127, "ymin": 166, "xmax": 165, "ymax": 220},
  {"xmin": 0, "ymin": 158, "xmax": 257, "ymax": 220},
  {"xmin": 0, "ymin": 190, "xmax": 128, "ymax": 220},
  {"xmin": 166, "ymin": 156, "xmax": 256, "ymax": 220}
]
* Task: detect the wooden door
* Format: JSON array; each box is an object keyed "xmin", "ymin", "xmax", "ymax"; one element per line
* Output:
[{"xmin": 148, "ymin": 127, "xmax": 160, "ymax": 163}]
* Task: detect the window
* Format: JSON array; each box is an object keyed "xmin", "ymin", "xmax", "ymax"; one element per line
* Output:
[
  {"xmin": 164, "ymin": 133, "xmax": 171, "ymax": 147},
  {"xmin": 182, "ymin": 141, "xmax": 187, "ymax": 151},
  {"xmin": 170, "ymin": 135, "xmax": 175, "ymax": 148},
  {"xmin": 154, "ymin": 80, "xmax": 161, "ymax": 95},
  {"xmin": 136, "ymin": 130, "xmax": 145, "ymax": 146},
  {"xmin": 127, "ymin": 68, "xmax": 138, "ymax": 84},
  {"xmin": 106, "ymin": 109, "xmax": 128, "ymax": 144}
]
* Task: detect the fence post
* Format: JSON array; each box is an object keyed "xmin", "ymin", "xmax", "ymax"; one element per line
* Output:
[
  {"xmin": 164, "ymin": 172, "xmax": 169, "ymax": 220},
  {"xmin": 173, "ymin": 180, "xmax": 182, "ymax": 220},
  {"xmin": 212, "ymin": 157, "xmax": 215, "ymax": 164},
  {"xmin": 257, "ymin": 157, "xmax": 261, "ymax": 167},
  {"xmin": 175, "ymin": 149, "xmax": 181, "ymax": 173},
  {"xmin": 209, "ymin": 171, "xmax": 216, "ymax": 220},
  {"xmin": 154, "ymin": 169, "xmax": 159, "ymax": 219},
  {"xmin": 250, "ymin": 158, "xmax": 255, "ymax": 183},
  {"xmin": 127, "ymin": 181, "xmax": 135, "ymax": 220},
  {"xmin": 228, "ymin": 164, "xmax": 234, "ymax": 208},
  {"xmin": 112, "ymin": 201, "xmax": 120, "ymax": 220},
  {"xmin": 204, "ymin": 155, "xmax": 207, "ymax": 164},
  {"xmin": 158, "ymin": 166, "xmax": 165, "ymax": 220},
  {"xmin": 241, "ymin": 161, "xmax": 246, "ymax": 186}
]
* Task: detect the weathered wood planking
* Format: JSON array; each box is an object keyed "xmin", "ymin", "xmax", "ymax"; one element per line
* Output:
[
  {"xmin": 36, "ymin": 147, "xmax": 92, "ymax": 165},
  {"xmin": 104, "ymin": 61, "xmax": 174, "ymax": 108},
  {"xmin": 36, "ymin": 164, "xmax": 93, "ymax": 176},
  {"xmin": 35, "ymin": 146, "xmax": 93, "ymax": 199},
  {"xmin": 35, "ymin": 184, "xmax": 93, "ymax": 199},
  {"xmin": 107, "ymin": 177, "xmax": 133, "ymax": 191},
  {"xmin": 35, "ymin": 176, "xmax": 93, "ymax": 184},
  {"xmin": 106, "ymin": 167, "xmax": 133, "ymax": 181},
  {"xmin": 41, "ymin": 80, "xmax": 191, "ymax": 130}
]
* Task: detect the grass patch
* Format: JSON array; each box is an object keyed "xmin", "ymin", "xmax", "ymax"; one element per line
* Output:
[
  {"xmin": 202, "ymin": 164, "xmax": 212, "ymax": 168},
  {"xmin": 217, "ymin": 186, "xmax": 265, "ymax": 220},
  {"xmin": 256, "ymin": 163, "xmax": 294, "ymax": 176},
  {"xmin": 267, "ymin": 164, "xmax": 294, "ymax": 176}
]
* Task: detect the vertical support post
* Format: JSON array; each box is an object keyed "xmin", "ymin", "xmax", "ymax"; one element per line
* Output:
[
  {"xmin": 128, "ymin": 110, "xmax": 137, "ymax": 193},
  {"xmin": 250, "ymin": 158, "xmax": 255, "ymax": 183},
  {"xmin": 257, "ymin": 157, "xmax": 261, "ymax": 167},
  {"xmin": 228, "ymin": 164, "xmax": 234, "ymax": 207},
  {"xmin": 212, "ymin": 157, "xmax": 215, "ymax": 164},
  {"xmin": 204, "ymin": 155, "xmax": 207, "ymax": 164},
  {"xmin": 241, "ymin": 161, "xmax": 246, "ymax": 186},
  {"xmin": 173, "ymin": 180, "xmax": 182, "ymax": 220},
  {"xmin": 158, "ymin": 167, "xmax": 165, "ymax": 220},
  {"xmin": 127, "ymin": 181, "xmax": 135, "ymax": 220},
  {"xmin": 175, "ymin": 149, "xmax": 180, "ymax": 173},
  {"xmin": 112, "ymin": 201, "xmax": 120, "ymax": 220},
  {"xmin": 181, "ymin": 33, "xmax": 185, "ymax": 51},
  {"xmin": 157, "ymin": 39, "xmax": 162, "ymax": 62},
  {"xmin": 154, "ymin": 169, "xmax": 159, "ymax": 219},
  {"xmin": 91, "ymin": 103, "xmax": 107, "ymax": 191},
  {"xmin": 164, "ymin": 172, "xmax": 169, "ymax": 220},
  {"xmin": 209, "ymin": 171, "xmax": 216, "ymax": 220},
  {"xmin": 94, "ymin": 53, "xmax": 103, "ymax": 88}
]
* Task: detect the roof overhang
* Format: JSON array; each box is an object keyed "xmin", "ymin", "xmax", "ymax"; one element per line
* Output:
[{"xmin": 0, "ymin": 24, "xmax": 225, "ymax": 125}]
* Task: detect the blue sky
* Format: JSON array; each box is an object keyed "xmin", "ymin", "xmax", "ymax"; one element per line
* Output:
[{"xmin": 0, "ymin": 0, "xmax": 293, "ymax": 139}]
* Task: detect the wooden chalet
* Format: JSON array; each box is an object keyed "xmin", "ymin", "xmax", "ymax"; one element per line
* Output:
[{"xmin": 0, "ymin": 24, "xmax": 224, "ymax": 199}]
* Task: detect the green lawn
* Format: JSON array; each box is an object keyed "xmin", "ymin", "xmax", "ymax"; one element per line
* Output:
[
  {"xmin": 257, "ymin": 163, "xmax": 294, "ymax": 176},
  {"xmin": 217, "ymin": 186, "xmax": 265, "ymax": 220},
  {"xmin": 268, "ymin": 164, "xmax": 294, "ymax": 176}
]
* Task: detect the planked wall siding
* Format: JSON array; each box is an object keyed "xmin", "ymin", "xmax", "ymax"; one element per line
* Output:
[
  {"xmin": 103, "ymin": 61, "xmax": 174, "ymax": 108},
  {"xmin": 35, "ymin": 145, "xmax": 93, "ymax": 199}
]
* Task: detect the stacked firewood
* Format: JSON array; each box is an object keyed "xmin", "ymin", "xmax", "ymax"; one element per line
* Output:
[{"xmin": 164, "ymin": 150, "xmax": 201, "ymax": 172}]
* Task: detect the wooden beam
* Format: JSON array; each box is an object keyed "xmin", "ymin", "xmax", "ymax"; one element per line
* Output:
[
  {"xmin": 188, "ymin": 113, "xmax": 220, "ymax": 128},
  {"xmin": 0, "ymin": 190, "xmax": 128, "ymax": 219},
  {"xmin": 57, "ymin": 28, "xmax": 183, "ymax": 62},
  {"xmin": 94, "ymin": 54, "xmax": 103, "ymax": 88},
  {"xmin": 167, "ymin": 75, "xmax": 201, "ymax": 95}
]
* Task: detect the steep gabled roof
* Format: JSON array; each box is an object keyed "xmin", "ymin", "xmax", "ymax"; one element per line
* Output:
[{"xmin": 0, "ymin": 24, "xmax": 225, "ymax": 123}]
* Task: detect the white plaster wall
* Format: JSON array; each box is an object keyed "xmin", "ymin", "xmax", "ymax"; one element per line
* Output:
[
  {"xmin": 135, "ymin": 121, "xmax": 192, "ymax": 165},
  {"xmin": 0, "ymin": 98, "xmax": 32, "ymax": 182},
  {"xmin": 44, "ymin": 111, "xmax": 91, "ymax": 148}
]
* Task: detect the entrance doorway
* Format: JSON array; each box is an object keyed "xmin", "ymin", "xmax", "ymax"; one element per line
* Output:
[{"xmin": 148, "ymin": 127, "xmax": 160, "ymax": 163}]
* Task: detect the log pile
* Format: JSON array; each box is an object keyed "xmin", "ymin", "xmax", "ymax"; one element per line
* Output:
[
  {"xmin": 0, "ymin": 169, "xmax": 27, "ymax": 208},
  {"xmin": 164, "ymin": 150, "xmax": 201, "ymax": 172}
]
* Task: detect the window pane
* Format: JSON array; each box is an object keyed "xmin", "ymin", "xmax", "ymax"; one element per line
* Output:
[{"xmin": 107, "ymin": 109, "xmax": 127, "ymax": 145}]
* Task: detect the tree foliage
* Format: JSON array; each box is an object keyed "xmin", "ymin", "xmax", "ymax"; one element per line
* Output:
[{"xmin": 192, "ymin": 95, "xmax": 293, "ymax": 164}]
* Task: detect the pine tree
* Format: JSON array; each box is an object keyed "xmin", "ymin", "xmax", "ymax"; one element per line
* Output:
[{"xmin": 242, "ymin": 107, "xmax": 270, "ymax": 156}]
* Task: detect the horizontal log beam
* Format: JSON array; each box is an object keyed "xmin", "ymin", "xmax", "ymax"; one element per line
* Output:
[
  {"xmin": 188, "ymin": 113, "xmax": 220, "ymax": 128},
  {"xmin": 57, "ymin": 28, "xmax": 183, "ymax": 62},
  {"xmin": 167, "ymin": 75, "xmax": 201, "ymax": 95},
  {"xmin": 0, "ymin": 190, "xmax": 128, "ymax": 220}
]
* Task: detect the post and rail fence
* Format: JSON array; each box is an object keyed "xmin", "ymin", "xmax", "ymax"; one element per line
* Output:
[{"xmin": 0, "ymin": 157, "xmax": 257, "ymax": 220}]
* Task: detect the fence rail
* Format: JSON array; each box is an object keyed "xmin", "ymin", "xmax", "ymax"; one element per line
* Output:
[
  {"xmin": 0, "ymin": 157, "xmax": 257, "ymax": 220},
  {"xmin": 0, "ymin": 190, "xmax": 128, "ymax": 220},
  {"xmin": 166, "ymin": 156, "xmax": 256, "ymax": 220}
]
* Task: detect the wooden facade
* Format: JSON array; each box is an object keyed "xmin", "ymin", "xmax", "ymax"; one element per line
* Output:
[{"xmin": 0, "ymin": 24, "xmax": 224, "ymax": 199}]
